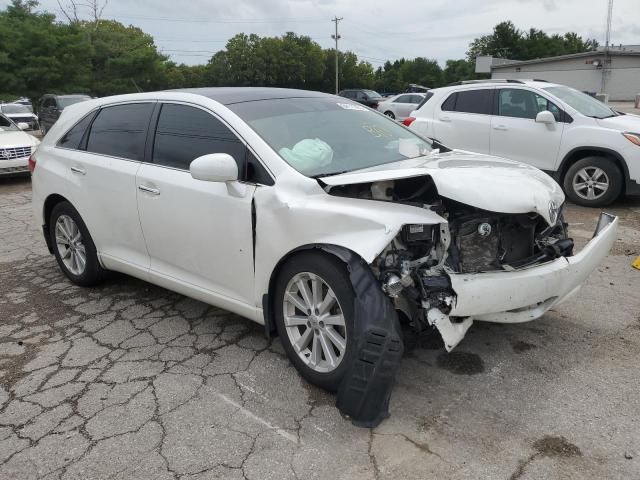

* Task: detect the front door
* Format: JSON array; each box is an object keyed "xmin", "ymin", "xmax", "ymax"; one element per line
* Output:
[
  {"xmin": 136, "ymin": 102, "xmax": 256, "ymax": 309},
  {"xmin": 490, "ymin": 88, "xmax": 565, "ymax": 170}
]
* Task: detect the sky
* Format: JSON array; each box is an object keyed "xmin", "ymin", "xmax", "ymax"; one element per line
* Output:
[{"xmin": 5, "ymin": 0, "xmax": 639, "ymax": 67}]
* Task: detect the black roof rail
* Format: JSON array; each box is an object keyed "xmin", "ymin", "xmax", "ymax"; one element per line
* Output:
[
  {"xmin": 445, "ymin": 79, "xmax": 525, "ymax": 86},
  {"xmin": 532, "ymin": 78, "xmax": 549, "ymax": 82}
]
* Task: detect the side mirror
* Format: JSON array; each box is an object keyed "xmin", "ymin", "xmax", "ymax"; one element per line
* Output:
[
  {"xmin": 535, "ymin": 110, "xmax": 556, "ymax": 124},
  {"xmin": 190, "ymin": 153, "xmax": 238, "ymax": 182},
  {"xmin": 17, "ymin": 122, "xmax": 29, "ymax": 130}
]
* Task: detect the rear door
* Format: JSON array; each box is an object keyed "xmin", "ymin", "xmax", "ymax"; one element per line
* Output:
[
  {"xmin": 136, "ymin": 102, "xmax": 257, "ymax": 310},
  {"xmin": 432, "ymin": 88, "xmax": 493, "ymax": 153},
  {"xmin": 65, "ymin": 102, "xmax": 154, "ymax": 276},
  {"xmin": 490, "ymin": 88, "xmax": 565, "ymax": 170},
  {"xmin": 391, "ymin": 94, "xmax": 415, "ymax": 120}
]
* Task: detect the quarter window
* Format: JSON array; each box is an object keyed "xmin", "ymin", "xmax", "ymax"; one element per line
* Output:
[
  {"xmin": 86, "ymin": 103, "xmax": 153, "ymax": 161},
  {"xmin": 395, "ymin": 95, "xmax": 412, "ymax": 104},
  {"xmin": 152, "ymin": 103, "xmax": 245, "ymax": 171},
  {"xmin": 58, "ymin": 112, "xmax": 95, "ymax": 150},
  {"xmin": 441, "ymin": 92, "xmax": 457, "ymax": 111}
]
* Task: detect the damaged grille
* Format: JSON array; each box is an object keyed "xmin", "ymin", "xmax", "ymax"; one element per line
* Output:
[{"xmin": 446, "ymin": 210, "xmax": 567, "ymax": 273}]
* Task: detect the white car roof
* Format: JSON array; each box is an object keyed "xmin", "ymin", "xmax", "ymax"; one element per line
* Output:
[{"xmin": 429, "ymin": 80, "xmax": 565, "ymax": 94}]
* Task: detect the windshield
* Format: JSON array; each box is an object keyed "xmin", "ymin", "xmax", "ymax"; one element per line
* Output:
[
  {"xmin": 0, "ymin": 114, "xmax": 19, "ymax": 132},
  {"xmin": 59, "ymin": 96, "xmax": 90, "ymax": 108},
  {"xmin": 1, "ymin": 104, "xmax": 33, "ymax": 114},
  {"xmin": 229, "ymin": 97, "xmax": 433, "ymax": 177},
  {"xmin": 543, "ymin": 86, "xmax": 616, "ymax": 119}
]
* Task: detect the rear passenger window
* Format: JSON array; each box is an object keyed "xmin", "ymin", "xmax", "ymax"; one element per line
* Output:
[
  {"xmin": 86, "ymin": 103, "xmax": 153, "ymax": 161},
  {"xmin": 152, "ymin": 104, "xmax": 245, "ymax": 171},
  {"xmin": 58, "ymin": 112, "xmax": 95, "ymax": 150},
  {"xmin": 454, "ymin": 90, "xmax": 492, "ymax": 114}
]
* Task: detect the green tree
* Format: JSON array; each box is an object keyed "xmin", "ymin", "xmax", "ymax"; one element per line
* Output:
[
  {"xmin": 443, "ymin": 59, "xmax": 484, "ymax": 85},
  {"xmin": 467, "ymin": 20, "xmax": 598, "ymax": 62}
]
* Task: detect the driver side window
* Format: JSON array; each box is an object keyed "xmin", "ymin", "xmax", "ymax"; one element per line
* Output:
[
  {"xmin": 497, "ymin": 89, "xmax": 561, "ymax": 121},
  {"xmin": 152, "ymin": 104, "xmax": 245, "ymax": 171},
  {"xmin": 152, "ymin": 103, "xmax": 273, "ymax": 185}
]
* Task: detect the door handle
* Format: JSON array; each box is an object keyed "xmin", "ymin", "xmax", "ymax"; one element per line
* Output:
[
  {"xmin": 70, "ymin": 166, "xmax": 86, "ymax": 175},
  {"xmin": 493, "ymin": 125, "xmax": 508, "ymax": 131},
  {"xmin": 138, "ymin": 184, "xmax": 160, "ymax": 195},
  {"xmin": 440, "ymin": 116, "xmax": 452, "ymax": 122}
]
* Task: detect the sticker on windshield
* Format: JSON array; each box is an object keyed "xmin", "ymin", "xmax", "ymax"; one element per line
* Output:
[{"xmin": 337, "ymin": 102, "xmax": 367, "ymax": 111}]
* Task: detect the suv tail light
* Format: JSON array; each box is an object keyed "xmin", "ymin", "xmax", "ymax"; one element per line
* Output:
[
  {"xmin": 402, "ymin": 117, "xmax": 416, "ymax": 127},
  {"xmin": 28, "ymin": 155, "xmax": 36, "ymax": 174}
]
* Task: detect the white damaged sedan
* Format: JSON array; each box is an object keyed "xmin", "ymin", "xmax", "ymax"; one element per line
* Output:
[{"xmin": 31, "ymin": 88, "xmax": 617, "ymax": 422}]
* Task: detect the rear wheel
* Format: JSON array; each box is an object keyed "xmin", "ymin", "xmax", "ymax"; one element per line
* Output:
[
  {"xmin": 274, "ymin": 252, "xmax": 355, "ymax": 391},
  {"xmin": 384, "ymin": 111, "xmax": 395, "ymax": 119},
  {"xmin": 49, "ymin": 202, "xmax": 104, "ymax": 286},
  {"xmin": 563, "ymin": 156, "xmax": 622, "ymax": 207}
]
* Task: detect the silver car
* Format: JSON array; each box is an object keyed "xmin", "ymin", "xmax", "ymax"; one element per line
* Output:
[{"xmin": 377, "ymin": 93, "xmax": 426, "ymax": 121}]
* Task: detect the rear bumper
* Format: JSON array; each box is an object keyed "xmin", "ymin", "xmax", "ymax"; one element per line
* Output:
[{"xmin": 448, "ymin": 213, "xmax": 618, "ymax": 323}]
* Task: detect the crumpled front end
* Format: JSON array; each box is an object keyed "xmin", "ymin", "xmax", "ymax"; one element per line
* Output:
[
  {"xmin": 321, "ymin": 156, "xmax": 617, "ymax": 352},
  {"xmin": 372, "ymin": 203, "xmax": 617, "ymax": 351}
]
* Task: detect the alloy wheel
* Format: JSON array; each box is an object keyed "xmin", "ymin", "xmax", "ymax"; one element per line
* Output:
[
  {"xmin": 55, "ymin": 214, "xmax": 87, "ymax": 275},
  {"xmin": 283, "ymin": 272, "xmax": 347, "ymax": 373},
  {"xmin": 572, "ymin": 166, "xmax": 610, "ymax": 201}
]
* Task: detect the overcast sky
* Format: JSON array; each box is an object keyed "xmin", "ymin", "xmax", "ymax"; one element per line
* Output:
[{"xmin": 6, "ymin": 0, "xmax": 639, "ymax": 67}]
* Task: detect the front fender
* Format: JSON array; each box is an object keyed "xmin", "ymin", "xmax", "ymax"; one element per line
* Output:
[{"xmin": 253, "ymin": 181, "xmax": 445, "ymax": 309}]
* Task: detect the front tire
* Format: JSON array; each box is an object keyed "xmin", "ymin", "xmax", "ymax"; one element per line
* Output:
[
  {"xmin": 49, "ymin": 202, "xmax": 104, "ymax": 286},
  {"xmin": 384, "ymin": 111, "xmax": 395, "ymax": 119},
  {"xmin": 274, "ymin": 252, "xmax": 355, "ymax": 392},
  {"xmin": 563, "ymin": 156, "xmax": 622, "ymax": 207}
]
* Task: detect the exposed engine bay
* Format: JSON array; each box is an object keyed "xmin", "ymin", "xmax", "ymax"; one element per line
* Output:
[{"xmin": 325, "ymin": 176, "xmax": 574, "ymax": 350}]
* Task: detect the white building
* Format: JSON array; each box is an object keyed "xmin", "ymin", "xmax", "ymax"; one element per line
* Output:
[{"xmin": 476, "ymin": 46, "xmax": 640, "ymax": 101}]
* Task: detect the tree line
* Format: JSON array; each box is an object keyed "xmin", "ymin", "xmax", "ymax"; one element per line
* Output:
[{"xmin": 0, "ymin": 1, "xmax": 598, "ymax": 103}]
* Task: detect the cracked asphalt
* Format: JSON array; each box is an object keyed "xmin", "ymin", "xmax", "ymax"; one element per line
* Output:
[{"xmin": 1, "ymin": 176, "xmax": 639, "ymax": 480}]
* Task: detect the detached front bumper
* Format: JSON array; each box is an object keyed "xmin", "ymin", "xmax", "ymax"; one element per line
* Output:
[{"xmin": 448, "ymin": 213, "xmax": 618, "ymax": 323}]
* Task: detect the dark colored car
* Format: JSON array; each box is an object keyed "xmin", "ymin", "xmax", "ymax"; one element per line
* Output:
[
  {"xmin": 405, "ymin": 84, "xmax": 429, "ymax": 93},
  {"xmin": 38, "ymin": 94, "xmax": 92, "ymax": 134},
  {"xmin": 338, "ymin": 89, "xmax": 384, "ymax": 108}
]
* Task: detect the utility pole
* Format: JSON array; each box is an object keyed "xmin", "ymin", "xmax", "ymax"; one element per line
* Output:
[
  {"xmin": 601, "ymin": 0, "xmax": 614, "ymax": 94},
  {"xmin": 331, "ymin": 16, "xmax": 343, "ymax": 94}
]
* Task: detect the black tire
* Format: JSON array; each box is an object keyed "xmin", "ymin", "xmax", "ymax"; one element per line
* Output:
[
  {"xmin": 563, "ymin": 156, "xmax": 623, "ymax": 207},
  {"xmin": 49, "ymin": 201, "xmax": 104, "ymax": 286},
  {"xmin": 384, "ymin": 111, "xmax": 395, "ymax": 119},
  {"xmin": 274, "ymin": 251, "xmax": 355, "ymax": 392}
]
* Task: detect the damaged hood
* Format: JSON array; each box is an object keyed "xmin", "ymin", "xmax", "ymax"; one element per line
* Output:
[{"xmin": 320, "ymin": 151, "xmax": 565, "ymax": 225}]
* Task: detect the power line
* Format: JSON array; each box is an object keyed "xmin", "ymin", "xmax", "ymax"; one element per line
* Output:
[{"xmin": 110, "ymin": 14, "xmax": 328, "ymax": 24}]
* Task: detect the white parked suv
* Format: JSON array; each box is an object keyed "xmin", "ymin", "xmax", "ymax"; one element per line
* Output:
[
  {"xmin": 31, "ymin": 88, "xmax": 617, "ymax": 423},
  {"xmin": 406, "ymin": 79, "xmax": 640, "ymax": 207}
]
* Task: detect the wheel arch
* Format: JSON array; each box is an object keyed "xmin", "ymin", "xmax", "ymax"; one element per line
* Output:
[
  {"xmin": 558, "ymin": 147, "xmax": 631, "ymax": 194},
  {"xmin": 262, "ymin": 243, "xmax": 367, "ymax": 338},
  {"xmin": 42, "ymin": 193, "xmax": 73, "ymax": 254}
]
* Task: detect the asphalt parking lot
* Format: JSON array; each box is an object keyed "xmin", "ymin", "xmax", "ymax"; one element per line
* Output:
[{"xmin": 0, "ymin": 176, "xmax": 639, "ymax": 480}]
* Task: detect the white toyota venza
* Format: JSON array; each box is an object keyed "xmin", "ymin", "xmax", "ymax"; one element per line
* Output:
[{"xmin": 31, "ymin": 88, "xmax": 618, "ymax": 392}]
